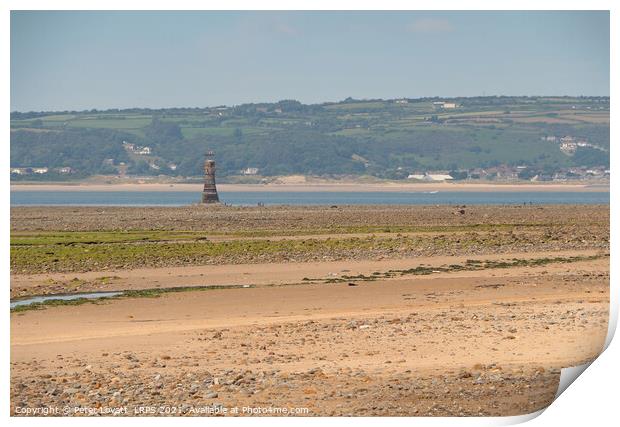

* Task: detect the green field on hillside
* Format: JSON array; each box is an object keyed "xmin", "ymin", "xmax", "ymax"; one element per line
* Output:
[{"xmin": 10, "ymin": 96, "xmax": 610, "ymax": 180}]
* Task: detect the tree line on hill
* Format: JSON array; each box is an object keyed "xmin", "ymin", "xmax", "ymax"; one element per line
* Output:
[{"xmin": 10, "ymin": 97, "xmax": 610, "ymax": 181}]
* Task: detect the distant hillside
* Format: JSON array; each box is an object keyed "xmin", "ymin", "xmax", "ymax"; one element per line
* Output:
[{"xmin": 10, "ymin": 96, "xmax": 610, "ymax": 181}]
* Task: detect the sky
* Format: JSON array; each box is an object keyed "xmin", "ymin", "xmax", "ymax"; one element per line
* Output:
[{"xmin": 10, "ymin": 10, "xmax": 610, "ymax": 112}]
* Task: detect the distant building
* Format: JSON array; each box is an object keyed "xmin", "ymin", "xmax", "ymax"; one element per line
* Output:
[
  {"xmin": 531, "ymin": 174, "xmax": 552, "ymax": 182},
  {"xmin": 123, "ymin": 141, "xmax": 151, "ymax": 155},
  {"xmin": 56, "ymin": 167, "xmax": 74, "ymax": 174},
  {"xmin": 122, "ymin": 141, "xmax": 135, "ymax": 151},
  {"xmin": 553, "ymin": 172, "xmax": 568, "ymax": 181},
  {"xmin": 487, "ymin": 165, "xmax": 519, "ymax": 181},
  {"xmin": 432, "ymin": 101, "xmax": 458, "ymax": 109},
  {"xmin": 560, "ymin": 142, "xmax": 577, "ymax": 155},
  {"xmin": 395, "ymin": 99, "xmax": 409, "ymax": 104},
  {"xmin": 407, "ymin": 173, "xmax": 454, "ymax": 182},
  {"xmin": 10, "ymin": 168, "xmax": 29, "ymax": 175},
  {"xmin": 468, "ymin": 168, "xmax": 488, "ymax": 179},
  {"xmin": 242, "ymin": 167, "xmax": 259, "ymax": 175},
  {"xmin": 32, "ymin": 167, "xmax": 48, "ymax": 174},
  {"xmin": 426, "ymin": 174, "xmax": 454, "ymax": 181},
  {"xmin": 407, "ymin": 174, "xmax": 425, "ymax": 180}
]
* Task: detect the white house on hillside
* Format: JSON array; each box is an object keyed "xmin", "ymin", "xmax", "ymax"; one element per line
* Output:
[{"xmin": 407, "ymin": 173, "xmax": 454, "ymax": 182}]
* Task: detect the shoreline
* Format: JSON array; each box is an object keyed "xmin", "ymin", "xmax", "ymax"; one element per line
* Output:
[
  {"xmin": 11, "ymin": 201, "xmax": 609, "ymax": 416},
  {"xmin": 11, "ymin": 250, "xmax": 608, "ymax": 416},
  {"xmin": 10, "ymin": 182, "xmax": 610, "ymax": 193}
]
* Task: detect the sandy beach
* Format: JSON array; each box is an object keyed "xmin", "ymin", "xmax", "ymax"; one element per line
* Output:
[
  {"xmin": 11, "ymin": 252, "xmax": 608, "ymax": 416},
  {"xmin": 10, "ymin": 204, "xmax": 610, "ymax": 416}
]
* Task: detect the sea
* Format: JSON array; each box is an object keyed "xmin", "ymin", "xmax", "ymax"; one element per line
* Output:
[{"xmin": 10, "ymin": 190, "xmax": 610, "ymax": 206}]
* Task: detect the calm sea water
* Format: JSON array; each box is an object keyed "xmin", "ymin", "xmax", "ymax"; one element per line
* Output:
[
  {"xmin": 10, "ymin": 190, "xmax": 609, "ymax": 206},
  {"xmin": 10, "ymin": 292, "xmax": 123, "ymax": 309}
]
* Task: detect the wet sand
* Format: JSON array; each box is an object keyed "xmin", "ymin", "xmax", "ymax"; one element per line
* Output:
[
  {"xmin": 10, "ymin": 253, "xmax": 609, "ymax": 416},
  {"xmin": 10, "ymin": 204, "xmax": 609, "ymax": 416},
  {"xmin": 10, "ymin": 249, "xmax": 605, "ymax": 298}
]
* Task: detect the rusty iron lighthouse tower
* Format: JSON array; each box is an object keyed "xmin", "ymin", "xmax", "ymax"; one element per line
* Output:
[{"xmin": 201, "ymin": 151, "xmax": 220, "ymax": 204}]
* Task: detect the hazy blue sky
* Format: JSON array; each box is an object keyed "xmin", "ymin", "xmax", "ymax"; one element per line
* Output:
[{"xmin": 11, "ymin": 11, "xmax": 609, "ymax": 111}]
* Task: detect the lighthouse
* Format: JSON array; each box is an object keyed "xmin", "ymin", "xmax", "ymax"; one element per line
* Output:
[{"xmin": 201, "ymin": 151, "xmax": 220, "ymax": 204}]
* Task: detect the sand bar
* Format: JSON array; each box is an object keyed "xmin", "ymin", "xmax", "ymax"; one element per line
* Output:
[{"xmin": 10, "ymin": 182, "xmax": 610, "ymax": 193}]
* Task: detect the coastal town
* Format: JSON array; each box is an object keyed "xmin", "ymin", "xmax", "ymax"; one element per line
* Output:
[
  {"xmin": 10, "ymin": 163, "xmax": 610, "ymax": 184},
  {"xmin": 9, "ymin": 131, "xmax": 610, "ymax": 184}
]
